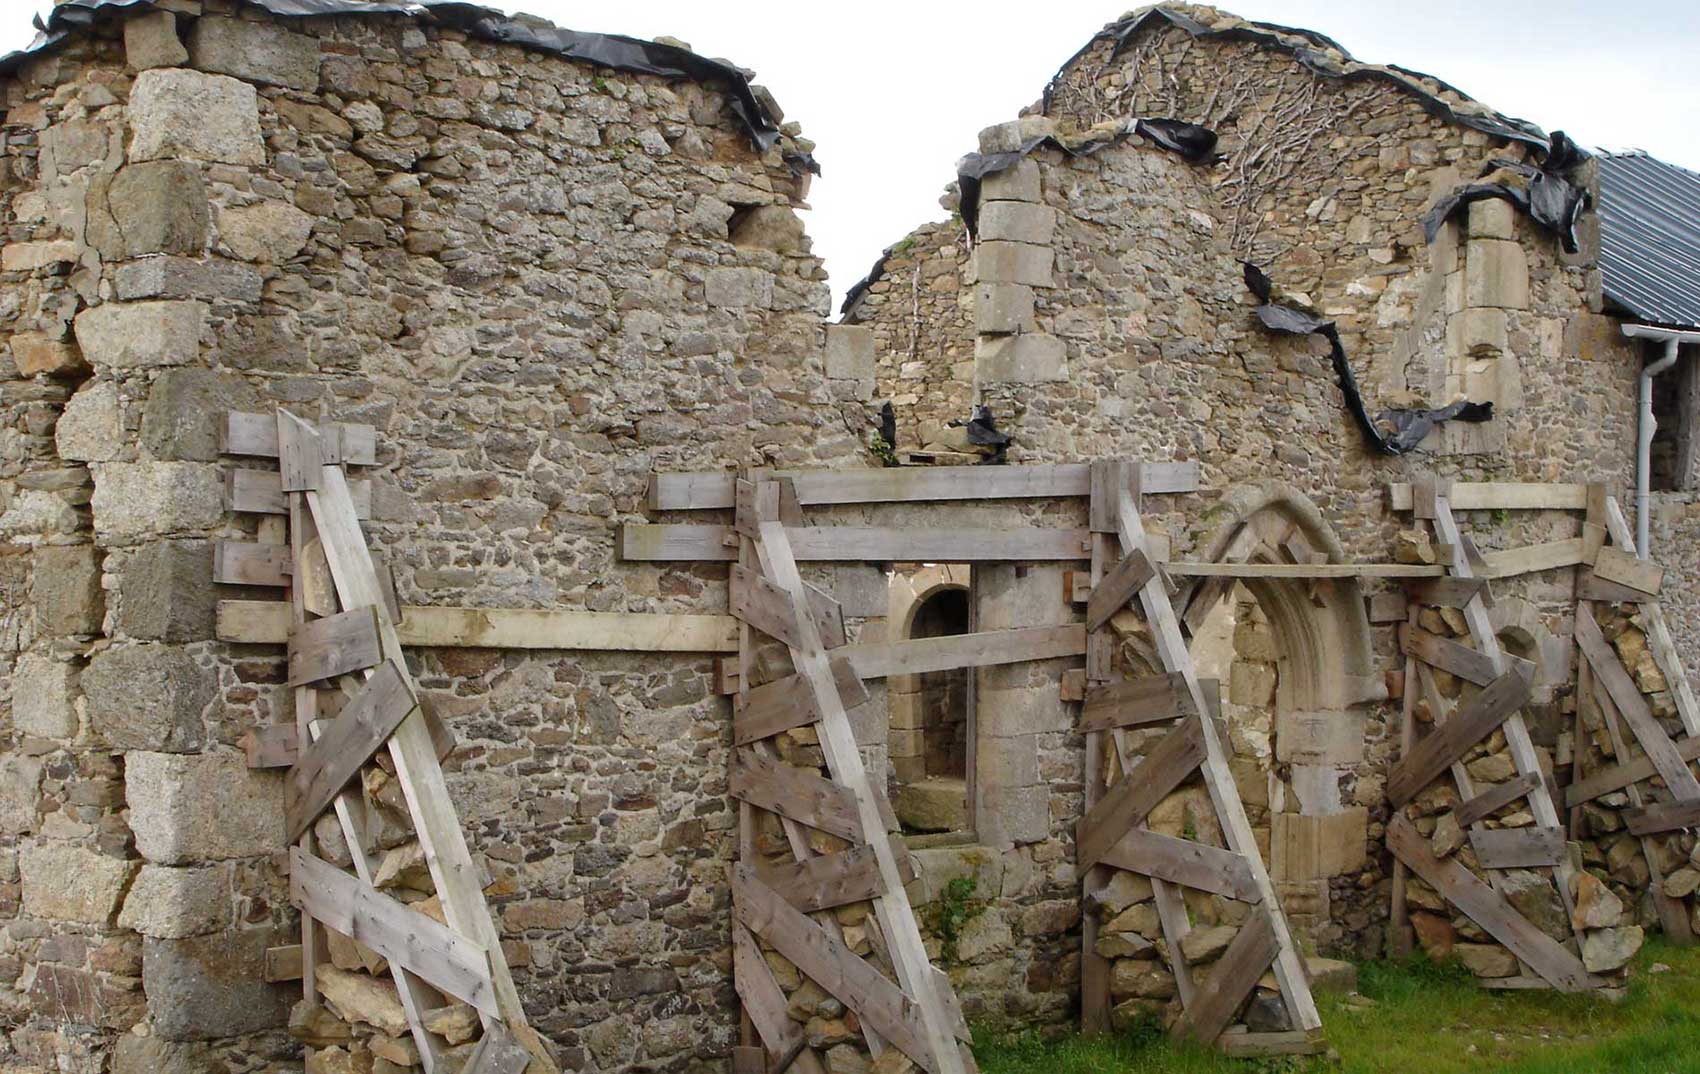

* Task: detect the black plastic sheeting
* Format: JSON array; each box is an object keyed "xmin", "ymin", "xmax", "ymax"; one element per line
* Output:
[
  {"xmin": 1042, "ymin": 6, "xmax": 1553, "ymax": 156},
  {"xmin": 6, "ymin": 0, "xmax": 811, "ymax": 164},
  {"xmin": 1241, "ymin": 262, "xmax": 1491, "ymax": 456},
  {"xmin": 1422, "ymin": 132, "xmax": 1589, "ymax": 253}
]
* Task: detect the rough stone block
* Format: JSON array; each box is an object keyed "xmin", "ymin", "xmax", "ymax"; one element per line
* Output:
[
  {"xmin": 980, "ymin": 159, "xmax": 1041, "ymax": 202},
  {"xmin": 141, "ymin": 369, "xmax": 260, "ymax": 462},
  {"xmin": 128, "ymin": 68, "xmax": 265, "ymax": 165},
  {"xmin": 115, "ymin": 256, "xmax": 263, "ymax": 303},
  {"xmin": 977, "ymin": 564, "xmax": 1071, "ymax": 629},
  {"xmin": 893, "ymin": 778, "xmax": 967, "ymax": 833},
  {"xmin": 1450, "ymin": 307, "xmax": 1508, "ymax": 358},
  {"xmin": 997, "ymin": 783, "xmax": 1051, "ymax": 844},
  {"xmin": 189, "ymin": 16, "xmax": 321, "ymax": 91},
  {"xmin": 975, "ymin": 332, "xmax": 1066, "ymax": 383},
  {"xmin": 73, "ymin": 300, "xmax": 206, "ymax": 370},
  {"xmin": 907, "ymin": 845, "xmax": 1004, "ymax": 906},
  {"xmin": 978, "ymin": 117, "xmax": 1056, "ymax": 155},
  {"xmin": 57, "ymin": 380, "xmax": 123, "ymax": 463},
  {"xmin": 824, "ymin": 324, "xmax": 875, "ymax": 380},
  {"xmin": 27, "ymin": 964, "xmax": 145, "ymax": 1029},
  {"xmin": 87, "ymin": 162, "xmax": 210, "ymax": 260},
  {"xmin": 40, "ymin": 118, "xmax": 118, "ymax": 179},
  {"xmin": 831, "ymin": 563, "xmax": 888, "ymax": 618},
  {"xmin": 12, "ymin": 653, "xmax": 78, "ymax": 739},
  {"xmin": 1467, "ymin": 198, "xmax": 1516, "ymax": 240},
  {"xmin": 2, "ymin": 240, "xmax": 77, "ymax": 272},
  {"xmin": 978, "ymin": 734, "xmax": 1039, "ymax": 785},
  {"xmin": 118, "ymin": 864, "xmax": 229, "ymax": 938},
  {"xmin": 32, "ymin": 544, "xmax": 104, "ymax": 637},
  {"xmin": 217, "ymin": 200, "xmax": 316, "ymax": 263},
  {"xmin": 974, "ymin": 282, "xmax": 1035, "ymax": 335},
  {"xmin": 127, "ymin": 751, "xmax": 285, "ymax": 864},
  {"xmin": 975, "ymin": 685, "xmax": 1070, "ymax": 738},
  {"xmin": 112, "ymin": 1036, "xmax": 218, "ymax": 1074},
  {"xmin": 20, "ymin": 842, "xmax": 135, "ymax": 924},
  {"xmin": 1271, "ymin": 808, "xmax": 1367, "ymax": 881},
  {"xmin": 1465, "ymin": 238, "xmax": 1529, "ymax": 310},
  {"xmin": 143, "ymin": 928, "xmax": 292, "ymax": 1040},
  {"xmin": 704, "ymin": 267, "xmax": 774, "ymax": 308},
  {"xmin": 974, "ymin": 241, "xmax": 1053, "ymax": 287},
  {"xmin": 90, "ymin": 462, "xmax": 225, "ymax": 540},
  {"xmin": 10, "ymin": 333, "xmax": 88, "ymax": 378},
  {"xmin": 1229, "ymin": 660, "xmax": 1277, "ymax": 706},
  {"xmin": 979, "ymin": 202, "xmax": 1056, "ymax": 246},
  {"xmin": 0, "ymin": 756, "xmax": 43, "ymax": 835},
  {"xmin": 83, "ymin": 644, "xmax": 210, "ymax": 752},
  {"xmin": 1274, "ymin": 710, "xmax": 1365, "ymax": 764},
  {"xmin": 124, "ymin": 11, "xmax": 188, "ymax": 70}
]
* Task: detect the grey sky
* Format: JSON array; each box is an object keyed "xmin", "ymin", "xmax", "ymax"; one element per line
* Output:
[{"xmin": 9, "ymin": 1, "xmax": 1699, "ymax": 309}]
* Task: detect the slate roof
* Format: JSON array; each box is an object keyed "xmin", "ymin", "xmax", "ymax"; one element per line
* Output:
[{"xmin": 1598, "ymin": 151, "xmax": 1700, "ymax": 330}]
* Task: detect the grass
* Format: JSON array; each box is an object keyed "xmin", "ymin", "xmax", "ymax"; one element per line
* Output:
[{"xmin": 974, "ymin": 937, "xmax": 1700, "ymax": 1074}]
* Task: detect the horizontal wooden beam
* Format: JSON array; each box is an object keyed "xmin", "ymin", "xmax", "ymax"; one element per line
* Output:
[
  {"xmin": 1098, "ymin": 828, "xmax": 1260, "ymax": 902},
  {"xmin": 1566, "ymin": 735, "xmax": 1700, "ymax": 807},
  {"xmin": 1477, "ymin": 539, "xmax": 1586, "ymax": 579},
  {"xmin": 264, "ymin": 943, "xmax": 303, "ymax": 982},
  {"xmin": 287, "ymin": 606, "xmax": 382, "ymax": 687},
  {"xmin": 219, "ymin": 601, "xmax": 740, "ymax": 652},
  {"xmin": 227, "ymin": 469, "xmax": 370, "ymax": 518},
  {"xmin": 214, "ymin": 541, "xmax": 291, "ymax": 587},
  {"xmin": 621, "ymin": 524, "xmax": 1092, "ymax": 562},
  {"xmin": 1468, "ymin": 826, "xmax": 1566, "ymax": 869},
  {"xmin": 1164, "ymin": 561, "xmax": 1446, "ymax": 579},
  {"xmin": 1403, "ymin": 576, "xmax": 1490, "ymax": 608},
  {"xmin": 844, "ymin": 625, "xmax": 1085, "ymax": 680},
  {"xmin": 728, "ymin": 749, "xmax": 866, "ymax": 842},
  {"xmin": 648, "ymin": 461, "xmax": 1200, "ymax": 510},
  {"xmin": 1454, "ymin": 772, "xmax": 1541, "ymax": 828},
  {"xmin": 1078, "ymin": 673, "xmax": 1217, "ymax": 734},
  {"xmin": 290, "ymin": 848, "xmax": 499, "ymax": 1015},
  {"xmin": 755, "ymin": 838, "xmax": 915, "ymax": 913},
  {"xmin": 1625, "ymin": 799, "xmax": 1700, "ymax": 836},
  {"xmin": 733, "ymin": 656, "xmax": 867, "ymax": 746},
  {"xmin": 1389, "ymin": 482, "xmax": 1588, "ymax": 513},
  {"xmin": 1592, "ymin": 546, "xmax": 1663, "ymax": 598},
  {"xmin": 222, "ymin": 411, "xmax": 377, "ymax": 465}
]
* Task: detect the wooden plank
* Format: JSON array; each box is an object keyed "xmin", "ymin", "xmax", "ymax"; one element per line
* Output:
[
  {"xmin": 1579, "ymin": 574, "xmax": 1653, "ymax": 603},
  {"xmin": 1402, "ymin": 626, "xmax": 1498, "ymax": 687},
  {"xmin": 1164, "ymin": 561, "xmax": 1445, "ymax": 579},
  {"xmin": 728, "ymin": 749, "xmax": 866, "ymax": 842},
  {"xmin": 845, "ymin": 625, "xmax": 1085, "ymax": 680},
  {"xmin": 221, "ymin": 411, "xmax": 377, "ymax": 465},
  {"xmin": 215, "ymin": 541, "xmax": 291, "ymax": 586},
  {"xmin": 277, "ymin": 407, "xmax": 324, "ymax": 493},
  {"xmin": 1075, "ymin": 717, "xmax": 1206, "ymax": 870},
  {"xmin": 1593, "ymin": 546, "xmax": 1663, "ymax": 597},
  {"xmin": 735, "ymin": 656, "xmax": 868, "ymax": 746},
  {"xmin": 228, "ymin": 469, "xmax": 370, "ymax": 517},
  {"xmin": 290, "ymin": 849, "xmax": 498, "ymax": 1015},
  {"xmin": 288, "ymin": 606, "xmax": 383, "ymax": 687},
  {"xmin": 647, "ymin": 461, "xmax": 1199, "ymax": 510},
  {"xmin": 461, "ymin": 1023, "xmax": 533, "ymax": 1074},
  {"xmin": 1566, "ymin": 735, "xmax": 1700, "ymax": 806},
  {"xmin": 731, "ymin": 565, "xmax": 846, "ymax": 650},
  {"xmin": 732, "ymin": 921, "xmax": 810, "ymax": 1066},
  {"xmin": 1077, "ymin": 673, "xmax": 1203, "ymax": 733},
  {"xmin": 1468, "ymin": 826, "xmax": 1567, "ymax": 869},
  {"xmin": 1389, "ymin": 482, "xmax": 1588, "ymax": 512},
  {"xmin": 732, "ymin": 867, "xmax": 935, "ymax": 1073},
  {"xmin": 287, "ymin": 661, "xmax": 417, "ymax": 840},
  {"xmin": 757, "ymin": 839, "xmax": 917, "ymax": 913},
  {"xmin": 1602, "ymin": 497, "xmax": 1700, "ymax": 738},
  {"xmin": 1217, "ymin": 1031, "xmax": 1326, "ymax": 1058},
  {"xmin": 1097, "ymin": 828, "xmax": 1260, "ymax": 902},
  {"xmin": 1387, "ymin": 668, "xmax": 1531, "ymax": 806},
  {"xmin": 1404, "ymin": 576, "xmax": 1490, "ymax": 609},
  {"xmin": 265, "ymin": 943, "xmax": 303, "ymax": 982},
  {"xmin": 1624, "ymin": 799, "xmax": 1700, "ymax": 836},
  {"xmin": 1085, "ymin": 548, "xmax": 1155, "ymax": 632},
  {"xmin": 1477, "ymin": 539, "xmax": 1586, "ymax": 579},
  {"xmin": 1454, "ymin": 772, "xmax": 1541, "ymax": 828},
  {"xmin": 1170, "ymin": 910, "xmax": 1278, "ymax": 1045},
  {"xmin": 621, "ymin": 524, "xmax": 1090, "ymax": 563},
  {"xmin": 1575, "ymin": 612, "xmax": 1700, "ymax": 798},
  {"xmin": 1386, "ymin": 816, "xmax": 1601, "ymax": 991},
  {"xmin": 217, "ymin": 600, "xmax": 740, "ymax": 652},
  {"xmin": 1368, "ymin": 591, "xmax": 1409, "ymax": 624},
  {"xmin": 243, "ymin": 723, "xmax": 298, "ymax": 769}
]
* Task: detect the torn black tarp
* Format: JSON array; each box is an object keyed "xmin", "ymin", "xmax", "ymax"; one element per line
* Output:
[
  {"xmin": 9, "ymin": 0, "xmax": 808, "ymax": 161},
  {"xmin": 1241, "ymin": 262, "xmax": 1492, "ymax": 455},
  {"xmin": 1422, "ymin": 132, "xmax": 1589, "ymax": 253},
  {"xmin": 955, "ymin": 118, "xmax": 1218, "ymax": 239}
]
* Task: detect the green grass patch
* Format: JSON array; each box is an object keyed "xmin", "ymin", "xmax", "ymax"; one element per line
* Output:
[{"xmin": 974, "ymin": 937, "xmax": 1700, "ymax": 1074}]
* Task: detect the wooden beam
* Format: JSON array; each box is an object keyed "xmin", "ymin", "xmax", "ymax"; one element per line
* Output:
[
  {"xmin": 1386, "ymin": 816, "xmax": 1602, "ymax": 992},
  {"xmin": 1217, "ymin": 1030, "xmax": 1326, "ymax": 1058},
  {"xmin": 287, "ymin": 661, "xmax": 417, "ymax": 840},
  {"xmin": 1387, "ymin": 668, "xmax": 1532, "ymax": 806},
  {"xmin": 734, "ymin": 657, "xmax": 867, "ymax": 746},
  {"xmin": 1389, "ymin": 482, "xmax": 1588, "ymax": 512},
  {"xmin": 1468, "ymin": 826, "xmax": 1566, "ymax": 869},
  {"xmin": 461, "ymin": 1025, "xmax": 534, "ymax": 1074},
  {"xmin": 1085, "ymin": 549, "xmax": 1155, "ymax": 631},
  {"xmin": 1575, "ymin": 612, "xmax": 1700, "ymax": 799},
  {"xmin": 1477, "ymin": 539, "xmax": 1586, "ymax": 579},
  {"xmin": 215, "ymin": 541, "xmax": 291, "ymax": 587},
  {"xmin": 228, "ymin": 469, "xmax": 370, "ymax": 517},
  {"xmin": 846, "ymin": 625, "xmax": 1085, "ymax": 680},
  {"xmin": 1593, "ymin": 546, "xmax": 1663, "ymax": 597},
  {"xmin": 1078, "ymin": 673, "xmax": 1215, "ymax": 734},
  {"xmin": 218, "ymin": 601, "xmax": 740, "ymax": 652},
  {"xmin": 1097, "ymin": 828, "xmax": 1260, "ymax": 902},
  {"xmin": 1403, "ymin": 576, "xmax": 1490, "ymax": 608},
  {"xmin": 1401, "ymin": 626, "xmax": 1498, "ymax": 687},
  {"xmin": 287, "ymin": 606, "xmax": 382, "ymax": 687},
  {"xmin": 647, "ymin": 461, "xmax": 1200, "ymax": 510},
  {"xmin": 1454, "ymin": 772, "xmax": 1541, "ymax": 828},
  {"xmin": 1075, "ymin": 717, "xmax": 1206, "ymax": 870},
  {"xmin": 756, "ymin": 839, "xmax": 916, "ymax": 913},
  {"xmin": 620, "ymin": 524, "xmax": 1091, "ymax": 563},
  {"xmin": 731, "ymin": 565, "xmax": 845, "ymax": 650},
  {"xmin": 290, "ymin": 849, "xmax": 498, "ymax": 1016},
  {"xmin": 1624, "ymin": 799, "xmax": 1700, "ymax": 836},
  {"xmin": 265, "ymin": 943, "xmax": 304, "ymax": 982},
  {"xmin": 1601, "ymin": 497, "xmax": 1700, "ymax": 738},
  {"xmin": 728, "ymin": 749, "xmax": 866, "ymax": 842},
  {"xmin": 731, "ymin": 921, "xmax": 813, "ymax": 1070},
  {"xmin": 243, "ymin": 724, "xmax": 298, "ymax": 769},
  {"xmin": 1164, "ymin": 561, "xmax": 1446, "ymax": 579},
  {"xmin": 1566, "ymin": 735, "xmax": 1700, "ymax": 806},
  {"xmin": 1170, "ymin": 910, "xmax": 1278, "ymax": 1045},
  {"xmin": 221, "ymin": 411, "xmax": 377, "ymax": 465}
]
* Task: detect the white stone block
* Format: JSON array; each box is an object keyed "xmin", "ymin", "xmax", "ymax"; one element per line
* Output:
[
  {"xmin": 126, "ymin": 751, "xmax": 286, "ymax": 864},
  {"xmin": 975, "ymin": 283, "xmax": 1035, "ymax": 335},
  {"xmin": 73, "ymin": 300, "xmax": 206, "ymax": 370},
  {"xmin": 979, "ymin": 202, "xmax": 1056, "ymax": 246},
  {"xmin": 974, "ymin": 241, "xmax": 1053, "ymax": 288},
  {"xmin": 824, "ymin": 324, "xmax": 875, "ymax": 379},
  {"xmin": 1465, "ymin": 238, "xmax": 1529, "ymax": 310},
  {"xmin": 975, "ymin": 332, "xmax": 1066, "ymax": 383},
  {"xmin": 12, "ymin": 653, "xmax": 78, "ymax": 739},
  {"xmin": 980, "ymin": 159, "xmax": 1041, "ymax": 203},
  {"xmin": 128, "ymin": 68, "xmax": 265, "ymax": 165},
  {"xmin": 20, "ymin": 843, "xmax": 135, "ymax": 924},
  {"xmin": 91, "ymin": 462, "xmax": 225, "ymax": 540}
]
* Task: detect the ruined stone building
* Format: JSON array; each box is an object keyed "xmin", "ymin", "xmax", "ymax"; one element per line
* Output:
[{"xmin": 1, "ymin": 1, "xmax": 1698, "ymax": 1072}]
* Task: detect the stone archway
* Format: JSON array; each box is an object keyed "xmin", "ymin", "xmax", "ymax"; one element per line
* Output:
[
  {"xmin": 887, "ymin": 565, "xmax": 973, "ymax": 833},
  {"xmin": 1182, "ymin": 481, "xmax": 1385, "ymax": 947}
]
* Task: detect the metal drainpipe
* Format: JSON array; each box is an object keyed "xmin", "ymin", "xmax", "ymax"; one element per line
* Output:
[{"xmin": 1622, "ymin": 324, "xmax": 1700, "ymax": 558}]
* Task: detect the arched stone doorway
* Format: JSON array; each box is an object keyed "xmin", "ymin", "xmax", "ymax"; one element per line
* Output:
[{"xmin": 888, "ymin": 565, "xmax": 973, "ymax": 834}]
